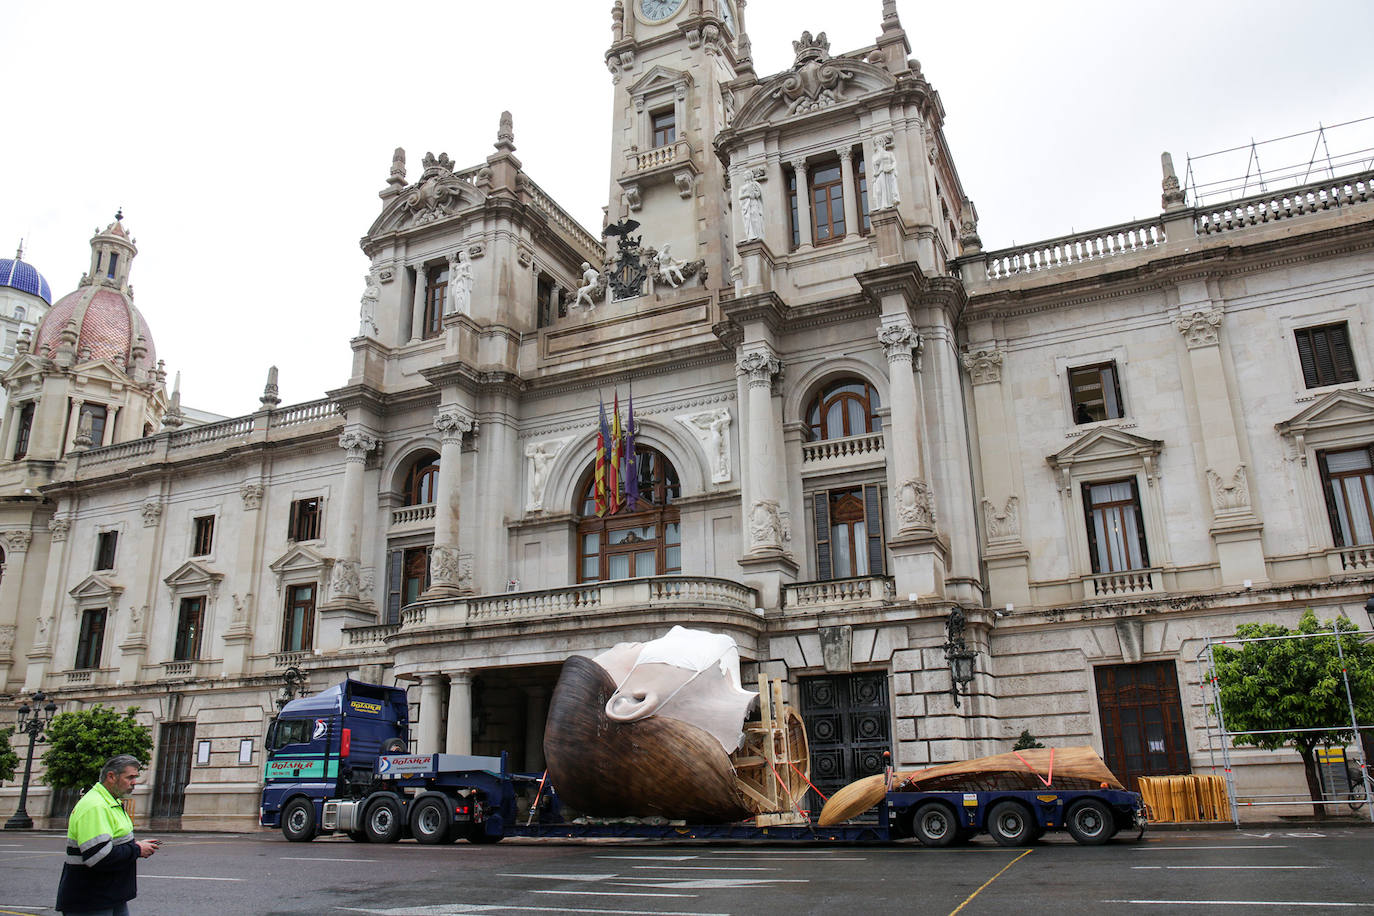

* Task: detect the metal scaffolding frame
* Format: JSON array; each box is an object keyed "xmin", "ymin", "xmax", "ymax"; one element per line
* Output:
[{"xmin": 1196, "ymin": 627, "xmax": 1373, "ymax": 827}]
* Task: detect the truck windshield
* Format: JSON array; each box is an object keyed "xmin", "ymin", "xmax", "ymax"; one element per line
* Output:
[{"xmin": 270, "ymin": 719, "xmax": 313, "ymax": 750}]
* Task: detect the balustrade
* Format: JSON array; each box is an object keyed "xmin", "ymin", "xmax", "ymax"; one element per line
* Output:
[
  {"xmin": 1195, "ymin": 173, "xmax": 1373, "ymax": 236},
  {"xmin": 268, "ymin": 398, "xmax": 338, "ymax": 429},
  {"xmin": 346, "ymin": 623, "xmax": 401, "ymax": 647},
  {"xmin": 801, "ymin": 432, "xmax": 885, "ymax": 464},
  {"xmin": 1336, "ymin": 545, "xmax": 1374, "ymax": 572},
  {"xmin": 272, "ymin": 650, "xmax": 309, "ymax": 669},
  {"xmin": 983, "ymin": 219, "xmax": 1165, "ymax": 281},
  {"xmin": 391, "ymin": 504, "xmax": 437, "ymax": 526},
  {"xmin": 1086, "ymin": 568, "xmax": 1157, "ymax": 597},
  {"xmin": 784, "ymin": 576, "xmax": 895, "ymax": 609}
]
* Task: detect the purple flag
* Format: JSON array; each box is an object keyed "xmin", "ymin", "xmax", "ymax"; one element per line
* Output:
[{"xmin": 624, "ymin": 389, "xmax": 639, "ymax": 511}]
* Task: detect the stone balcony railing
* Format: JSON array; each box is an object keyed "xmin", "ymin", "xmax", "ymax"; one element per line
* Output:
[
  {"xmin": 1083, "ymin": 567, "xmax": 1159, "ymax": 598},
  {"xmin": 522, "ymin": 174, "xmax": 604, "ymax": 261},
  {"xmin": 271, "ymin": 650, "xmax": 311, "ymax": 669},
  {"xmin": 1195, "ymin": 172, "xmax": 1373, "ymax": 236},
  {"xmin": 980, "ymin": 217, "xmax": 1167, "ymax": 282},
  {"xmin": 346, "ymin": 623, "xmax": 402, "ymax": 648},
  {"xmin": 400, "ymin": 576, "xmax": 759, "ymax": 630},
  {"xmin": 784, "ymin": 575, "xmax": 896, "ymax": 611},
  {"xmin": 1329, "ymin": 544, "xmax": 1374, "ymax": 575},
  {"xmin": 391, "ymin": 504, "xmax": 436, "ymax": 528},
  {"xmin": 801, "ymin": 432, "xmax": 886, "ymax": 471}
]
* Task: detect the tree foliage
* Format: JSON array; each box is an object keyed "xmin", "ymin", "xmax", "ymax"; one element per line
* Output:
[
  {"xmin": 1212, "ymin": 609, "xmax": 1374, "ymax": 815},
  {"xmin": 1012, "ymin": 729, "xmax": 1045, "ymax": 750},
  {"xmin": 0, "ymin": 726, "xmax": 18, "ymax": 783},
  {"xmin": 40, "ymin": 706, "xmax": 153, "ymax": 791}
]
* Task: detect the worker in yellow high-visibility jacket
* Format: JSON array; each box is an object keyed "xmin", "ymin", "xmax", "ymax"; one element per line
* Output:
[{"xmin": 56, "ymin": 755, "xmax": 161, "ymax": 916}]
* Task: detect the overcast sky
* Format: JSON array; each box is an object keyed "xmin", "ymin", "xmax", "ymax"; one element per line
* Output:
[{"xmin": 4, "ymin": 1, "xmax": 1372, "ymax": 417}]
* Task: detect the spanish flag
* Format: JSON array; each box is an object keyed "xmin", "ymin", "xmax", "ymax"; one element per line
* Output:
[
  {"xmin": 595, "ymin": 397, "xmax": 610, "ymax": 517},
  {"xmin": 609, "ymin": 392, "xmax": 624, "ymax": 515}
]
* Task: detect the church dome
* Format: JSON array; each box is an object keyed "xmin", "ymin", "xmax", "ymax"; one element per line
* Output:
[
  {"xmin": 33, "ymin": 287, "xmax": 156, "ymax": 366},
  {"xmin": 0, "ymin": 256, "xmax": 52, "ymax": 304}
]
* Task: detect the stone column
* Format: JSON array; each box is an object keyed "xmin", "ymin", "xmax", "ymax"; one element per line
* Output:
[
  {"xmin": 410, "ymin": 266, "xmax": 428, "ymax": 342},
  {"xmin": 416, "ymin": 673, "xmax": 446, "ymax": 753},
  {"xmin": 427, "ymin": 410, "xmax": 477, "ymax": 596},
  {"xmin": 2, "ymin": 403, "xmax": 20, "ymax": 458},
  {"xmin": 789, "ymin": 159, "xmax": 812, "ymax": 248},
  {"xmin": 523, "ymin": 685, "xmax": 547, "ymax": 772},
  {"xmin": 330, "ymin": 429, "xmax": 380, "ymax": 604},
  {"xmin": 880, "ymin": 318, "xmax": 932, "ymax": 534},
  {"xmin": 23, "ymin": 516, "xmax": 68, "ymax": 691},
  {"xmin": 63, "ymin": 399, "xmax": 83, "ymax": 454},
  {"xmin": 0, "ymin": 531, "xmax": 32, "ymax": 684},
  {"xmin": 740, "ymin": 349, "xmax": 784, "ymax": 555},
  {"xmin": 445, "ymin": 669, "xmax": 473, "ymax": 755},
  {"xmin": 223, "ymin": 481, "xmax": 265, "ymax": 676},
  {"xmin": 837, "ymin": 147, "xmax": 860, "ymax": 239}
]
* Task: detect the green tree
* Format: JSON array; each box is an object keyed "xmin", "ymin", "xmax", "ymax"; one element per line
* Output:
[
  {"xmin": 1212, "ymin": 609, "xmax": 1374, "ymax": 817},
  {"xmin": 40, "ymin": 706, "xmax": 152, "ymax": 791},
  {"xmin": 0, "ymin": 726, "xmax": 18, "ymax": 783},
  {"xmin": 1012, "ymin": 729, "xmax": 1045, "ymax": 751}
]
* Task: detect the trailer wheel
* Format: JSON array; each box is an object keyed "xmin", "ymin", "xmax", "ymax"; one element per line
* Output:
[
  {"xmin": 410, "ymin": 796, "xmax": 452, "ymax": 846},
  {"xmin": 986, "ymin": 801, "xmax": 1035, "ymax": 847},
  {"xmin": 912, "ymin": 802, "xmax": 958, "ymax": 848},
  {"xmin": 1066, "ymin": 799, "xmax": 1113, "ymax": 845},
  {"xmin": 281, "ymin": 798, "xmax": 317, "ymax": 842},
  {"xmin": 346, "ymin": 830, "xmax": 369, "ymax": 843},
  {"xmin": 364, "ymin": 797, "xmax": 403, "ymax": 844}
]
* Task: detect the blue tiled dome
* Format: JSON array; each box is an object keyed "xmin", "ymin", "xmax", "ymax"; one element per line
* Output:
[{"xmin": 0, "ymin": 258, "xmax": 52, "ymax": 305}]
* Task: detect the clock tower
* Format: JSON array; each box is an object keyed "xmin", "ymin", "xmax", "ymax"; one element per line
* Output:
[{"xmin": 604, "ymin": 0, "xmax": 748, "ymax": 286}]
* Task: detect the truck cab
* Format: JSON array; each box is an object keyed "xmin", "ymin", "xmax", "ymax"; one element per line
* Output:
[{"xmin": 260, "ymin": 679, "xmax": 408, "ymax": 838}]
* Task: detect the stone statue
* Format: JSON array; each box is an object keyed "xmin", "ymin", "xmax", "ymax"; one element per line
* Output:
[
  {"xmin": 0, "ymin": 624, "xmax": 15, "ymax": 655},
  {"xmin": 35, "ymin": 615, "xmax": 50, "ymax": 644},
  {"xmin": 575, "ymin": 262, "xmax": 600, "ymax": 310},
  {"xmin": 231, "ymin": 593, "xmax": 251, "ymax": 626},
  {"xmin": 389, "ymin": 147, "xmax": 406, "ymax": 183},
  {"xmin": 128, "ymin": 604, "xmax": 144, "ymax": 632},
  {"xmin": 677, "ymin": 409, "xmax": 732, "ymax": 483},
  {"xmin": 524, "ymin": 437, "xmax": 572, "ymax": 511},
  {"xmin": 332, "ymin": 560, "xmax": 361, "ymax": 599},
  {"xmin": 359, "ymin": 271, "xmax": 381, "ymax": 337},
  {"xmin": 739, "ymin": 170, "xmax": 765, "ymax": 241},
  {"xmin": 654, "ymin": 243, "xmax": 687, "ymax": 288},
  {"xmin": 448, "ymin": 249, "xmax": 474, "ymax": 316},
  {"xmin": 870, "ymin": 135, "xmax": 900, "ymax": 210}
]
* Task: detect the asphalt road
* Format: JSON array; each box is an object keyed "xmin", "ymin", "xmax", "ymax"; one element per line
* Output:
[{"xmin": 1, "ymin": 827, "xmax": 1371, "ymax": 916}]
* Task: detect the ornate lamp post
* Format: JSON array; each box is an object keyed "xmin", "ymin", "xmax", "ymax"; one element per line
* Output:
[
  {"xmin": 5, "ymin": 691, "xmax": 59, "ymax": 830},
  {"xmin": 943, "ymin": 608, "xmax": 978, "ymax": 709}
]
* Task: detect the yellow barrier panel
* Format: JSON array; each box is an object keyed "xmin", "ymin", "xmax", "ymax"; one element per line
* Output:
[{"xmin": 1137, "ymin": 775, "xmax": 1228, "ymax": 822}]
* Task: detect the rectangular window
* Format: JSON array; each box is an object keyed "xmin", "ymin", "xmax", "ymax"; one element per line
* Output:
[
  {"xmin": 1069, "ymin": 362, "xmax": 1124, "ymax": 424},
  {"xmin": 651, "ymin": 109, "xmax": 676, "ymax": 148},
  {"xmin": 95, "ymin": 531, "xmax": 118, "ymax": 571},
  {"xmin": 423, "ymin": 265, "xmax": 447, "ymax": 339},
  {"xmin": 13, "ymin": 402, "xmax": 34, "ymax": 459},
  {"xmin": 787, "ymin": 171, "xmax": 800, "ymax": 250},
  {"xmin": 282, "ymin": 583, "xmax": 316, "ymax": 652},
  {"xmin": 1083, "ymin": 478, "xmax": 1150, "ymax": 573},
  {"xmin": 1295, "ymin": 323, "xmax": 1358, "ymax": 388},
  {"xmin": 75, "ymin": 608, "xmax": 107, "ymax": 670},
  {"xmin": 81, "ymin": 404, "xmax": 108, "ymax": 447},
  {"xmin": 173, "ymin": 596, "xmax": 205, "ymax": 661},
  {"xmin": 856, "ymin": 154, "xmax": 870, "ymax": 234},
  {"xmin": 809, "ymin": 162, "xmax": 846, "ymax": 244},
  {"xmin": 402, "ymin": 546, "xmax": 431, "ymax": 605},
  {"xmin": 1319, "ymin": 446, "xmax": 1374, "ymax": 547},
  {"xmin": 288, "ymin": 498, "xmax": 321, "ymax": 542},
  {"xmin": 812, "ymin": 484, "xmax": 885, "ymax": 581},
  {"xmin": 192, "ymin": 516, "xmax": 215, "ymax": 556},
  {"xmin": 107, "ymin": 253, "xmax": 118, "ymax": 280}
]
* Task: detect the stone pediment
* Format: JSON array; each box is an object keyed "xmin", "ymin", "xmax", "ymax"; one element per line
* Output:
[
  {"xmin": 164, "ymin": 560, "xmax": 224, "ymax": 597},
  {"xmin": 1276, "ymin": 389, "xmax": 1374, "ymax": 437},
  {"xmin": 1046, "ymin": 427, "xmax": 1164, "ymax": 490},
  {"xmin": 2, "ymin": 353, "xmax": 50, "ymax": 384},
  {"xmin": 69, "ymin": 573, "xmax": 124, "ymax": 606},
  {"xmin": 732, "ymin": 58, "xmax": 896, "ymax": 130},
  {"xmin": 368, "ymin": 174, "xmax": 487, "ymax": 237},
  {"xmin": 269, "ymin": 544, "xmax": 334, "ymax": 594},
  {"xmin": 70, "ymin": 358, "xmax": 137, "ymax": 384},
  {"xmin": 626, "ymin": 65, "xmax": 692, "ymax": 99}
]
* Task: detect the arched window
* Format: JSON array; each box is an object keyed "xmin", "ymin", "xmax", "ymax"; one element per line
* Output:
[
  {"xmin": 576, "ymin": 447, "xmax": 681, "ymax": 582},
  {"xmin": 805, "ymin": 378, "xmax": 882, "ymax": 441},
  {"xmin": 402, "ymin": 452, "xmax": 440, "ymax": 506}
]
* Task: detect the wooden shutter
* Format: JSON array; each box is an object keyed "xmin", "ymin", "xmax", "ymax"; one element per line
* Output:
[
  {"xmin": 813, "ymin": 492, "xmax": 832, "ymax": 581},
  {"xmin": 288, "ymin": 500, "xmax": 299, "ymax": 541},
  {"xmin": 386, "ymin": 549, "xmax": 404, "ymax": 624},
  {"xmin": 862, "ymin": 484, "xmax": 885, "ymax": 576},
  {"xmin": 1129, "ymin": 476, "xmax": 1150, "ymax": 567},
  {"xmin": 1082, "ymin": 482, "xmax": 1101, "ymax": 574},
  {"xmin": 1330, "ymin": 324, "xmax": 1358, "ymax": 382}
]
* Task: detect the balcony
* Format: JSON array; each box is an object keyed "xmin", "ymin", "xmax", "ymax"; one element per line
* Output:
[
  {"xmin": 784, "ymin": 576, "xmax": 895, "ymax": 612},
  {"xmin": 62, "ymin": 667, "xmax": 113, "ymax": 687},
  {"xmin": 800, "ymin": 432, "xmax": 886, "ymax": 474},
  {"xmin": 390, "ymin": 504, "xmax": 436, "ymax": 531},
  {"xmin": 1083, "ymin": 568, "xmax": 1159, "ymax": 598},
  {"xmin": 1328, "ymin": 544, "xmax": 1374, "ymax": 575}
]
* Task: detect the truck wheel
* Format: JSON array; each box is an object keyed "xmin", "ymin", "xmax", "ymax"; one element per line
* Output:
[
  {"xmin": 912, "ymin": 802, "xmax": 957, "ymax": 848},
  {"xmin": 986, "ymin": 801, "xmax": 1034, "ymax": 847},
  {"xmin": 1066, "ymin": 799, "xmax": 1113, "ymax": 845},
  {"xmin": 346, "ymin": 830, "xmax": 369, "ymax": 843},
  {"xmin": 281, "ymin": 798, "xmax": 317, "ymax": 843},
  {"xmin": 410, "ymin": 796, "xmax": 452, "ymax": 846},
  {"xmin": 364, "ymin": 797, "xmax": 404, "ymax": 844}
]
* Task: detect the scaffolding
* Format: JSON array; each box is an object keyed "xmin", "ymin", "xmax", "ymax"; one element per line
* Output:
[
  {"xmin": 1196, "ymin": 626, "xmax": 1374, "ymax": 827},
  {"xmin": 1182, "ymin": 116, "xmax": 1374, "ymax": 208}
]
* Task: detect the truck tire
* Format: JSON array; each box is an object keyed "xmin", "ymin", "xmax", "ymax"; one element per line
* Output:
[
  {"xmin": 281, "ymin": 798, "xmax": 317, "ymax": 842},
  {"xmin": 364, "ymin": 797, "xmax": 404, "ymax": 844},
  {"xmin": 986, "ymin": 801, "xmax": 1035, "ymax": 847},
  {"xmin": 380, "ymin": 737, "xmax": 406, "ymax": 755},
  {"xmin": 912, "ymin": 802, "xmax": 958, "ymax": 848},
  {"xmin": 346, "ymin": 830, "xmax": 369, "ymax": 843},
  {"xmin": 410, "ymin": 796, "xmax": 452, "ymax": 845},
  {"xmin": 1066, "ymin": 798, "xmax": 1114, "ymax": 845}
]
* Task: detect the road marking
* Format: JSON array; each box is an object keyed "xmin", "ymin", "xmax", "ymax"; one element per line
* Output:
[
  {"xmin": 595, "ymin": 855, "xmax": 698, "ymax": 861},
  {"xmin": 280, "ymin": 856, "xmax": 380, "ymax": 863},
  {"xmin": 610, "ymin": 878, "xmax": 806, "ymax": 889},
  {"xmin": 0, "ymin": 908, "xmax": 46, "ymax": 916},
  {"xmin": 499, "ymin": 874, "xmax": 620, "ymax": 882},
  {"xmin": 631, "ymin": 865, "xmax": 773, "ymax": 871},
  {"xmin": 1132, "ymin": 866, "xmax": 1326, "ymax": 870},
  {"xmin": 1103, "ymin": 901, "xmax": 1374, "ymax": 908},
  {"xmin": 340, "ymin": 905, "xmax": 730, "ymax": 915},
  {"xmin": 699, "ymin": 854, "xmax": 868, "ymax": 861},
  {"xmin": 1132, "ymin": 845, "xmax": 1289, "ymax": 851},
  {"xmin": 948, "ymin": 849, "xmax": 1033, "ymax": 916},
  {"xmin": 139, "ymin": 875, "xmax": 245, "ymax": 881},
  {"xmin": 530, "ymin": 890, "xmax": 697, "ymax": 899}
]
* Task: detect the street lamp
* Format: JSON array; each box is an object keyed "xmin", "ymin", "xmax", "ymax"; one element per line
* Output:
[
  {"xmin": 943, "ymin": 608, "xmax": 978, "ymax": 708},
  {"xmin": 5, "ymin": 691, "xmax": 59, "ymax": 830}
]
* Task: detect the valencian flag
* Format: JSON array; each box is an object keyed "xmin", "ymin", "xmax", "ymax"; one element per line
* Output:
[
  {"xmin": 608, "ymin": 392, "xmax": 624, "ymax": 514},
  {"xmin": 623, "ymin": 389, "xmax": 639, "ymax": 511},
  {"xmin": 595, "ymin": 396, "xmax": 611, "ymax": 516}
]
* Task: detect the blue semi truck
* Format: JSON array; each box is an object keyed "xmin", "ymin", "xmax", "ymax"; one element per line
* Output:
[{"xmin": 260, "ymin": 678, "xmax": 1146, "ymax": 846}]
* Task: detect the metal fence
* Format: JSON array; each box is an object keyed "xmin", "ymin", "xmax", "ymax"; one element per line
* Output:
[{"xmin": 1196, "ymin": 627, "xmax": 1373, "ymax": 826}]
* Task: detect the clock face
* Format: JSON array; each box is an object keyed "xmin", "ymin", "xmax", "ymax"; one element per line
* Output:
[
  {"xmin": 639, "ymin": 0, "xmax": 685, "ymax": 22},
  {"xmin": 720, "ymin": 0, "xmax": 736, "ymax": 33}
]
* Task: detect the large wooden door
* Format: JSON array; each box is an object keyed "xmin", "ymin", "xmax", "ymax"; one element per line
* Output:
[
  {"xmin": 1095, "ymin": 660, "xmax": 1190, "ymax": 790},
  {"xmin": 799, "ymin": 671, "xmax": 890, "ymax": 815},
  {"xmin": 149, "ymin": 722, "xmax": 195, "ymax": 826}
]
